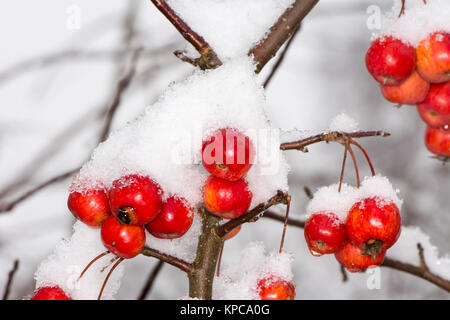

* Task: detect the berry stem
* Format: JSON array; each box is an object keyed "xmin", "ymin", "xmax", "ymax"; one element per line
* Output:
[
  {"xmin": 78, "ymin": 251, "xmax": 110, "ymax": 281},
  {"xmin": 398, "ymin": 0, "xmax": 406, "ymax": 18},
  {"xmin": 216, "ymin": 242, "xmax": 224, "ymax": 277},
  {"xmin": 346, "ymin": 142, "xmax": 361, "ymax": 188},
  {"xmin": 349, "ymin": 138, "xmax": 376, "ymax": 176},
  {"xmin": 338, "ymin": 143, "xmax": 348, "ymax": 192},
  {"xmin": 98, "ymin": 257, "xmax": 124, "ymax": 300},
  {"xmin": 279, "ymin": 195, "xmax": 292, "ymax": 253}
]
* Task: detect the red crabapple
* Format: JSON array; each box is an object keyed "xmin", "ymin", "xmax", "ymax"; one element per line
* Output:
[
  {"xmin": 203, "ymin": 176, "xmax": 252, "ymax": 219},
  {"xmin": 31, "ymin": 286, "xmax": 71, "ymax": 300},
  {"xmin": 380, "ymin": 70, "xmax": 430, "ymax": 105},
  {"xmin": 108, "ymin": 175, "xmax": 163, "ymax": 226},
  {"xmin": 257, "ymin": 277, "xmax": 296, "ymax": 300},
  {"xmin": 366, "ymin": 36, "xmax": 416, "ymax": 86},
  {"xmin": 346, "ymin": 197, "xmax": 401, "ymax": 257},
  {"xmin": 417, "ymin": 81, "xmax": 450, "ymax": 129},
  {"xmin": 67, "ymin": 189, "xmax": 110, "ymax": 227},
  {"xmin": 425, "ymin": 126, "xmax": 450, "ymax": 157},
  {"xmin": 304, "ymin": 212, "xmax": 346, "ymax": 256},
  {"xmin": 416, "ymin": 32, "xmax": 450, "ymax": 84},
  {"xmin": 202, "ymin": 128, "xmax": 255, "ymax": 182},
  {"xmin": 101, "ymin": 216, "xmax": 146, "ymax": 259},
  {"xmin": 146, "ymin": 196, "xmax": 194, "ymax": 239},
  {"xmin": 335, "ymin": 242, "xmax": 386, "ymax": 273}
]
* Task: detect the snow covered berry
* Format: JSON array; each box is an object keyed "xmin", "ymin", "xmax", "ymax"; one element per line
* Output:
[
  {"xmin": 202, "ymin": 128, "xmax": 255, "ymax": 182},
  {"xmin": 67, "ymin": 189, "xmax": 110, "ymax": 227},
  {"xmin": 31, "ymin": 286, "xmax": 71, "ymax": 300},
  {"xmin": 203, "ymin": 175, "xmax": 252, "ymax": 219},
  {"xmin": 108, "ymin": 175, "xmax": 163, "ymax": 226},
  {"xmin": 365, "ymin": 36, "xmax": 416, "ymax": 86},
  {"xmin": 146, "ymin": 196, "xmax": 194, "ymax": 239},
  {"xmin": 257, "ymin": 277, "xmax": 295, "ymax": 300},
  {"xmin": 335, "ymin": 242, "xmax": 386, "ymax": 273},
  {"xmin": 346, "ymin": 197, "xmax": 401, "ymax": 257},
  {"xmin": 304, "ymin": 212, "xmax": 346, "ymax": 256},
  {"xmin": 101, "ymin": 216, "xmax": 146, "ymax": 259}
]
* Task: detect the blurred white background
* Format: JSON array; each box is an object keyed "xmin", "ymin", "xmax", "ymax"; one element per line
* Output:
[{"xmin": 0, "ymin": 0, "xmax": 448, "ymax": 299}]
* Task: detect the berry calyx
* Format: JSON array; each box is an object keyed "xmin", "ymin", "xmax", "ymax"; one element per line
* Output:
[
  {"xmin": 346, "ymin": 197, "xmax": 401, "ymax": 257},
  {"xmin": 108, "ymin": 175, "xmax": 163, "ymax": 226},
  {"xmin": 203, "ymin": 176, "xmax": 252, "ymax": 219},
  {"xmin": 31, "ymin": 286, "xmax": 71, "ymax": 300},
  {"xmin": 304, "ymin": 212, "xmax": 346, "ymax": 256},
  {"xmin": 335, "ymin": 242, "xmax": 386, "ymax": 273},
  {"xmin": 101, "ymin": 216, "xmax": 146, "ymax": 259},
  {"xmin": 365, "ymin": 36, "xmax": 416, "ymax": 86},
  {"xmin": 67, "ymin": 189, "xmax": 110, "ymax": 227},
  {"xmin": 202, "ymin": 128, "xmax": 255, "ymax": 182},
  {"xmin": 416, "ymin": 32, "xmax": 450, "ymax": 84},
  {"xmin": 257, "ymin": 277, "xmax": 295, "ymax": 300},
  {"xmin": 425, "ymin": 126, "xmax": 450, "ymax": 157},
  {"xmin": 146, "ymin": 196, "xmax": 194, "ymax": 239}
]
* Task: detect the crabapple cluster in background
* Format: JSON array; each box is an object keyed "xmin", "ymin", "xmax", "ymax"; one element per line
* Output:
[
  {"xmin": 304, "ymin": 179, "xmax": 402, "ymax": 273},
  {"xmin": 366, "ymin": 32, "xmax": 450, "ymax": 158}
]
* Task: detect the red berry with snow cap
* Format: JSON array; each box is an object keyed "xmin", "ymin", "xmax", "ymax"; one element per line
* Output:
[
  {"xmin": 101, "ymin": 216, "xmax": 146, "ymax": 259},
  {"xmin": 31, "ymin": 286, "xmax": 71, "ymax": 300},
  {"xmin": 346, "ymin": 197, "xmax": 401, "ymax": 258},
  {"xmin": 68, "ymin": 189, "xmax": 110, "ymax": 227},
  {"xmin": 304, "ymin": 212, "xmax": 346, "ymax": 256},
  {"xmin": 146, "ymin": 196, "xmax": 194, "ymax": 239},
  {"xmin": 202, "ymin": 128, "xmax": 255, "ymax": 182},
  {"xmin": 109, "ymin": 174, "xmax": 163, "ymax": 226},
  {"xmin": 257, "ymin": 276, "xmax": 295, "ymax": 300}
]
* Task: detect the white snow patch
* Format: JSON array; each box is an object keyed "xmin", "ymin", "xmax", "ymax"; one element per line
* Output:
[
  {"xmin": 374, "ymin": 0, "xmax": 450, "ymax": 47},
  {"xmin": 34, "ymin": 222, "xmax": 124, "ymax": 300},
  {"xmin": 328, "ymin": 113, "xmax": 359, "ymax": 133},
  {"xmin": 213, "ymin": 241, "xmax": 294, "ymax": 299},
  {"xmin": 388, "ymin": 226, "xmax": 450, "ymax": 280},
  {"xmin": 167, "ymin": 0, "xmax": 295, "ymax": 59}
]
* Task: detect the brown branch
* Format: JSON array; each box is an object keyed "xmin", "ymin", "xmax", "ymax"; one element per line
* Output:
[
  {"xmin": 150, "ymin": 0, "xmax": 222, "ymax": 69},
  {"xmin": 2, "ymin": 260, "xmax": 19, "ymax": 300},
  {"xmin": 266, "ymin": 214, "xmax": 450, "ymax": 293},
  {"xmin": 215, "ymin": 191, "xmax": 290, "ymax": 238},
  {"xmin": 249, "ymin": 0, "xmax": 319, "ymax": 73},
  {"xmin": 280, "ymin": 130, "xmax": 390, "ymax": 152},
  {"xmin": 141, "ymin": 247, "xmax": 192, "ymax": 273},
  {"xmin": 263, "ymin": 24, "xmax": 301, "ymax": 88},
  {"xmin": 138, "ymin": 260, "xmax": 164, "ymax": 300}
]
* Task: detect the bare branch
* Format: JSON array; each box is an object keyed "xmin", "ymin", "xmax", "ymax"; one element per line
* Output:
[
  {"xmin": 141, "ymin": 247, "xmax": 192, "ymax": 273},
  {"xmin": 138, "ymin": 261, "xmax": 164, "ymax": 300},
  {"xmin": 280, "ymin": 130, "xmax": 390, "ymax": 152},
  {"xmin": 250, "ymin": 0, "xmax": 319, "ymax": 73},
  {"xmin": 2, "ymin": 260, "xmax": 19, "ymax": 300},
  {"xmin": 150, "ymin": 0, "xmax": 222, "ymax": 69},
  {"xmin": 263, "ymin": 24, "xmax": 301, "ymax": 88},
  {"xmin": 215, "ymin": 191, "xmax": 290, "ymax": 238},
  {"xmin": 264, "ymin": 210, "xmax": 305, "ymax": 228}
]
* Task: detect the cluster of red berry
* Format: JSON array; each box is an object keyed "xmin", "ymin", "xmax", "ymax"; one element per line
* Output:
[
  {"xmin": 366, "ymin": 32, "xmax": 450, "ymax": 158},
  {"xmin": 305, "ymin": 196, "xmax": 401, "ymax": 273}
]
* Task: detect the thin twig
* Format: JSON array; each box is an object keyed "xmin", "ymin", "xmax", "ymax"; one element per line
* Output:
[
  {"xmin": 346, "ymin": 141, "xmax": 360, "ymax": 188},
  {"xmin": 150, "ymin": 0, "xmax": 222, "ymax": 69},
  {"xmin": 98, "ymin": 257, "xmax": 124, "ymax": 300},
  {"xmin": 338, "ymin": 143, "xmax": 348, "ymax": 192},
  {"xmin": 349, "ymin": 138, "xmax": 376, "ymax": 176},
  {"xmin": 340, "ymin": 265, "xmax": 348, "ymax": 283},
  {"xmin": 138, "ymin": 261, "xmax": 164, "ymax": 300},
  {"xmin": 2, "ymin": 260, "xmax": 19, "ymax": 300},
  {"xmin": 141, "ymin": 247, "xmax": 192, "ymax": 273},
  {"xmin": 215, "ymin": 191, "xmax": 290, "ymax": 238},
  {"xmin": 249, "ymin": 0, "xmax": 319, "ymax": 73},
  {"xmin": 304, "ymin": 186, "xmax": 313, "ymax": 200},
  {"xmin": 263, "ymin": 25, "xmax": 301, "ymax": 88},
  {"xmin": 78, "ymin": 251, "xmax": 110, "ymax": 281},
  {"xmin": 264, "ymin": 210, "xmax": 305, "ymax": 228},
  {"xmin": 279, "ymin": 195, "xmax": 292, "ymax": 253},
  {"xmin": 280, "ymin": 130, "xmax": 390, "ymax": 151}
]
